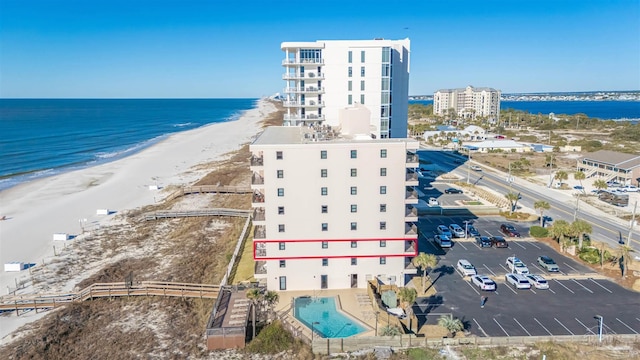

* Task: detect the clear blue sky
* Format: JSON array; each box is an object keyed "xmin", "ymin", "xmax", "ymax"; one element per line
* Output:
[{"xmin": 1, "ymin": 0, "xmax": 638, "ymax": 98}]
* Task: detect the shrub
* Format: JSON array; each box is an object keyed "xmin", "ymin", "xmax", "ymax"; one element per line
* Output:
[
  {"xmin": 245, "ymin": 320, "xmax": 304, "ymax": 354},
  {"xmin": 529, "ymin": 226, "xmax": 549, "ymax": 238},
  {"xmin": 578, "ymin": 248, "xmax": 600, "ymax": 264}
]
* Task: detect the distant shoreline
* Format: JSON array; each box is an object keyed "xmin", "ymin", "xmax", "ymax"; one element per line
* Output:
[{"xmin": 410, "ymin": 90, "xmax": 640, "ymax": 102}]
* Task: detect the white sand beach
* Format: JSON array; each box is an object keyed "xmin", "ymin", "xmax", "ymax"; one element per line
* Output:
[{"xmin": 0, "ymin": 99, "xmax": 275, "ymax": 341}]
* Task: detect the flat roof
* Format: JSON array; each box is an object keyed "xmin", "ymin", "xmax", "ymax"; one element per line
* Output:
[
  {"xmin": 252, "ymin": 126, "xmax": 418, "ymax": 147},
  {"xmin": 582, "ymin": 150, "xmax": 640, "ymax": 170}
]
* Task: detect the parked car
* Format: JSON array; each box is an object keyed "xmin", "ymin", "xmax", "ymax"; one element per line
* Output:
[
  {"xmin": 449, "ymin": 224, "xmax": 466, "ymax": 238},
  {"xmin": 457, "ymin": 259, "xmax": 477, "ymax": 276},
  {"xmin": 467, "ymin": 225, "xmax": 480, "ymax": 237},
  {"xmin": 476, "ymin": 236, "xmax": 492, "ymax": 248},
  {"xmin": 526, "ymin": 274, "xmax": 550, "ymax": 289},
  {"xmin": 470, "ymin": 165, "xmax": 482, "ymax": 171},
  {"xmin": 537, "ymin": 256, "xmax": 559, "ymax": 272},
  {"xmin": 444, "ymin": 188, "xmax": 463, "ymax": 194},
  {"xmin": 506, "ymin": 257, "xmax": 529, "ymax": 274},
  {"xmin": 505, "ymin": 273, "xmax": 531, "ymax": 290},
  {"xmin": 471, "ymin": 275, "xmax": 496, "ymax": 291},
  {"xmin": 573, "ymin": 185, "xmax": 584, "ymax": 191},
  {"xmin": 500, "ymin": 224, "xmax": 521, "ymax": 237},
  {"xmin": 434, "ymin": 234, "xmax": 452, "ymax": 248},
  {"xmin": 428, "ymin": 197, "xmax": 439, "ymax": 206},
  {"xmin": 436, "ymin": 225, "xmax": 452, "ymax": 237},
  {"xmin": 622, "ymin": 185, "xmax": 639, "ymax": 192},
  {"xmin": 490, "ymin": 236, "xmax": 509, "ymax": 248}
]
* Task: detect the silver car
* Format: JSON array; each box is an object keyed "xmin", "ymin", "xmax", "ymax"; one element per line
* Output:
[
  {"xmin": 505, "ymin": 273, "xmax": 531, "ymax": 290},
  {"xmin": 537, "ymin": 256, "xmax": 559, "ymax": 272},
  {"xmin": 449, "ymin": 224, "xmax": 465, "ymax": 238}
]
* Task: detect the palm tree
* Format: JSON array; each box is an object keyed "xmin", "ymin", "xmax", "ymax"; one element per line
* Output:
[
  {"xmin": 549, "ymin": 220, "xmax": 572, "ymax": 250},
  {"xmin": 574, "ymin": 171, "xmax": 586, "ymax": 194},
  {"xmin": 246, "ymin": 288, "xmax": 262, "ymax": 339},
  {"xmin": 412, "ymin": 252, "xmax": 438, "ymax": 293},
  {"xmin": 571, "ymin": 219, "xmax": 593, "ymax": 249},
  {"xmin": 505, "ymin": 192, "xmax": 520, "ymax": 214},
  {"xmin": 618, "ymin": 244, "xmax": 635, "ymax": 277},
  {"xmin": 264, "ymin": 290, "xmax": 280, "ymax": 322},
  {"xmin": 397, "ymin": 287, "xmax": 417, "ymax": 333},
  {"xmin": 594, "ymin": 179, "xmax": 608, "ymax": 192},
  {"xmin": 534, "ymin": 200, "xmax": 551, "ymax": 226},
  {"xmin": 437, "ymin": 314, "xmax": 464, "ymax": 338},
  {"xmin": 554, "ymin": 170, "xmax": 568, "ymax": 187}
]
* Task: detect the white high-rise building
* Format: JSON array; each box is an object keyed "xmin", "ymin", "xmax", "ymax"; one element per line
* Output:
[
  {"xmin": 433, "ymin": 86, "xmax": 501, "ymax": 121},
  {"xmin": 250, "ymin": 106, "xmax": 419, "ymax": 292},
  {"xmin": 281, "ymin": 39, "xmax": 410, "ymax": 139}
]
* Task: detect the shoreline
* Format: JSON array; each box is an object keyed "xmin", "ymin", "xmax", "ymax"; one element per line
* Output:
[{"xmin": 0, "ymin": 99, "xmax": 276, "ymax": 341}]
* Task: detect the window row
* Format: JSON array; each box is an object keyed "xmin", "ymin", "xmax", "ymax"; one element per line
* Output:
[
  {"xmin": 316, "ymin": 149, "xmax": 387, "ymax": 159},
  {"xmin": 276, "ymin": 204, "xmax": 387, "ymax": 214},
  {"xmin": 278, "ymin": 240, "xmax": 388, "ymax": 250},
  {"xmin": 347, "ymin": 50, "xmax": 366, "ymax": 63},
  {"xmin": 277, "ymin": 186, "xmax": 388, "ymax": 197},
  {"xmin": 347, "ymin": 66, "xmax": 366, "ymax": 77},
  {"xmin": 278, "ymin": 257, "xmax": 387, "ymax": 268},
  {"xmin": 277, "ymin": 221, "xmax": 387, "ymax": 232},
  {"xmin": 318, "ymin": 168, "xmax": 387, "ymax": 177}
]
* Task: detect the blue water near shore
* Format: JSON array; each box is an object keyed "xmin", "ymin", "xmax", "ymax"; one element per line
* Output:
[
  {"xmin": 410, "ymin": 100, "xmax": 640, "ymax": 121},
  {"xmin": 0, "ymin": 98, "xmax": 258, "ymax": 191}
]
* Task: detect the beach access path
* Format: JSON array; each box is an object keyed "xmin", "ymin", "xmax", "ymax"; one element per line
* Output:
[{"xmin": 0, "ymin": 99, "xmax": 276, "ymax": 342}]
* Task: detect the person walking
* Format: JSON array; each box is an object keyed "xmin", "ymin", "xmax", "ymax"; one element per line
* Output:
[{"xmin": 481, "ymin": 296, "xmax": 487, "ymax": 308}]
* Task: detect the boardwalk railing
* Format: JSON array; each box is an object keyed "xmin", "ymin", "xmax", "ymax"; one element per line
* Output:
[
  {"xmin": 165, "ymin": 185, "xmax": 251, "ymax": 202},
  {"xmin": 0, "ymin": 281, "xmax": 220, "ymax": 313},
  {"xmin": 145, "ymin": 208, "xmax": 251, "ymax": 221}
]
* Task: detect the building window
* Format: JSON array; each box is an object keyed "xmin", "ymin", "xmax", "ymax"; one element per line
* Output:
[
  {"xmin": 322, "ymin": 258, "xmax": 328, "ymax": 266},
  {"xmin": 351, "ymin": 240, "xmax": 357, "ymax": 248},
  {"xmin": 380, "ymin": 186, "xmax": 387, "ymax": 194},
  {"xmin": 380, "ymin": 221, "xmax": 386, "ymax": 230},
  {"xmin": 348, "ymin": 66, "xmax": 352, "ymax": 77},
  {"xmin": 276, "ymin": 151, "xmax": 283, "ymax": 160},
  {"xmin": 321, "ymin": 169, "xmax": 327, "ymax": 177},
  {"xmin": 380, "ymin": 149, "xmax": 387, "ymax": 158},
  {"xmin": 321, "ymin": 205, "xmax": 328, "ymax": 213},
  {"xmin": 277, "ymin": 188, "xmax": 284, "ymax": 197},
  {"xmin": 360, "ymin": 94, "xmax": 365, "ymax": 104},
  {"xmin": 380, "ymin": 204, "xmax": 386, "ymax": 212},
  {"xmin": 351, "ymin": 258, "xmax": 357, "ymax": 265},
  {"xmin": 321, "ymin": 187, "xmax": 328, "ymax": 196},
  {"xmin": 277, "ymin": 170, "xmax": 284, "ymax": 178},
  {"xmin": 279, "ymin": 276, "xmax": 286, "ymax": 290},
  {"xmin": 278, "ymin": 206, "xmax": 284, "ymax": 215},
  {"xmin": 351, "ymin": 223, "xmax": 357, "ymax": 231},
  {"xmin": 322, "ymin": 223, "xmax": 328, "ymax": 231},
  {"xmin": 361, "ymin": 50, "xmax": 365, "ymax": 62},
  {"xmin": 360, "ymin": 66, "xmax": 365, "ymax": 76},
  {"xmin": 320, "ymin": 150, "xmax": 327, "ymax": 159},
  {"xmin": 348, "ymin": 81, "xmax": 352, "ymax": 91},
  {"xmin": 279, "ymin": 242, "xmax": 285, "ymax": 250},
  {"xmin": 380, "ymin": 240, "xmax": 387, "ymax": 247},
  {"xmin": 322, "ymin": 241, "xmax": 328, "ymax": 249},
  {"xmin": 350, "ymin": 150, "xmax": 357, "ymax": 159},
  {"xmin": 348, "ymin": 94, "xmax": 352, "ymax": 105},
  {"xmin": 380, "ymin": 168, "xmax": 387, "ymax": 176},
  {"xmin": 279, "ymin": 260, "xmax": 286, "ymax": 268},
  {"xmin": 380, "ymin": 257, "xmax": 386, "ymax": 265},
  {"xmin": 351, "ymin": 204, "xmax": 357, "ymax": 213},
  {"xmin": 350, "ymin": 187, "xmax": 357, "ymax": 195},
  {"xmin": 361, "ymin": 80, "xmax": 365, "ymax": 91},
  {"xmin": 350, "ymin": 168, "xmax": 357, "ymax": 177},
  {"xmin": 278, "ymin": 224, "xmax": 285, "ymax": 233},
  {"xmin": 348, "ymin": 51, "xmax": 353, "ymax": 63}
]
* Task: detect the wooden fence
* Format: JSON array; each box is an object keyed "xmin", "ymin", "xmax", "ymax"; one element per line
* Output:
[
  {"xmin": 145, "ymin": 208, "xmax": 251, "ymax": 221},
  {"xmin": 165, "ymin": 185, "xmax": 251, "ymax": 202}
]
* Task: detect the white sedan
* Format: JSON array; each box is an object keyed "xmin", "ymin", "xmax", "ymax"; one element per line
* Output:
[
  {"xmin": 526, "ymin": 274, "xmax": 550, "ymax": 289},
  {"xmin": 470, "ymin": 165, "xmax": 482, "ymax": 171},
  {"xmin": 471, "ymin": 275, "xmax": 496, "ymax": 291}
]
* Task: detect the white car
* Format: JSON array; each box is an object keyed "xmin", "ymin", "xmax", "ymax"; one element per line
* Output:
[
  {"xmin": 506, "ymin": 257, "xmax": 530, "ymax": 274},
  {"xmin": 505, "ymin": 273, "xmax": 531, "ymax": 290},
  {"xmin": 526, "ymin": 274, "xmax": 550, "ymax": 289},
  {"xmin": 471, "ymin": 275, "xmax": 496, "ymax": 291},
  {"xmin": 428, "ymin": 197, "xmax": 439, "ymax": 206},
  {"xmin": 622, "ymin": 185, "xmax": 639, "ymax": 192},
  {"xmin": 436, "ymin": 225, "xmax": 452, "ymax": 237},
  {"xmin": 457, "ymin": 259, "xmax": 477, "ymax": 276},
  {"xmin": 470, "ymin": 165, "xmax": 482, "ymax": 171},
  {"xmin": 449, "ymin": 224, "xmax": 465, "ymax": 238}
]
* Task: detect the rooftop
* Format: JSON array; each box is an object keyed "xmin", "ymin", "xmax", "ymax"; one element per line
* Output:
[
  {"xmin": 582, "ymin": 150, "xmax": 640, "ymax": 170},
  {"xmin": 252, "ymin": 126, "xmax": 418, "ymax": 146}
]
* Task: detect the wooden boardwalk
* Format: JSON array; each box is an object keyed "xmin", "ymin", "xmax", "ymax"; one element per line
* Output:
[
  {"xmin": 0, "ymin": 281, "xmax": 220, "ymax": 313},
  {"xmin": 165, "ymin": 185, "xmax": 251, "ymax": 202},
  {"xmin": 145, "ymin": 208, "xmax": 251, "ymax": 221}
]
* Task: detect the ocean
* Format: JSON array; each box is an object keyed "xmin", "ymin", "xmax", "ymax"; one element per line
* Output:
[
  {"xmin": 410, "ymin": 100, "xmax": 640, "ymax": 121},
  {"xmin": 0, "ymin": 98, "xmax": 258, "ymax": 191}
]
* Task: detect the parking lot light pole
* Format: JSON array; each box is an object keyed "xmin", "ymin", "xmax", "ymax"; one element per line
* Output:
[
  {"xmin": 463, "ymin": 220, "xmax": 470, "ymax": 239},
  {"xmin": 595, "ymin": 315, "xmax": 603, "ymax": 342}
]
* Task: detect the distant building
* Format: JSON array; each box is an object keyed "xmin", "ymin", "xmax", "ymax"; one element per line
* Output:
[
  {"xmin": 423, "ymin": 125, "xmax": 487, "ymax": 142},
  {"xmin": 577, "ymin": 150, "xmax": 640, "ymax": 185},
  {"xmin": 463, "ymin": 139, "xmax": 530, "ymax": 153},
  {"xmin": 433, "ymin": 86, "xmax": 501, "ymax": 121},
  {"xmin": 281, "ymin": 38, "xmax": 411, "ymax": 139},
  {"xmin": 530, "ymin": 144, "xmax": 554, "ymax": 153}
]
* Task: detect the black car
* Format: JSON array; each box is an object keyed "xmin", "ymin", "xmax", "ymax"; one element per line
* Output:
[
  {"xmin": 467, "ymin": 225, "xmax": 480, "ymax": 237},
  {"xmin": 500, "ymin": 224, "xmax": 521, "ymax": 237},
  {"xmin": 490, "ymin": 236, "xmax": 509, "ymax": 248},
  {"xmin": 476, "ymin": 236, "xmax": 492, "ymax": 248},
  {"xmin": 444, "ymin": 188, "xmax": 463, "ymax": 194}
]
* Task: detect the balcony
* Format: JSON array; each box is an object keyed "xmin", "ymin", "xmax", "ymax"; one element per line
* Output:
[
  {"xmin": 404, "ymin": 258, "xmax": 418, "ymax": 274},
  {"xmin": 404, "ymin": 240, "xmax": 416, "ymax": 253},
  {"xmin": 283, "ymin": 87, "xmax": 325, "ymax": 94},
  {"xmin": 252, "ymin": 191, "xmax": 265, "ymax": 204},
  {"xmin": 405, "ymin": 189, "xmax": 418, "ymax": 204},
  {"xmin": 250, "ymin": 155, "xmax": 263, "ymax": 167},
  {"xmin": 282, "ymin": 100, "xmax": 325, "ymax": 108},
  {"xmin": 252, "ymin": 208, "xmax": 265, "ymax": 221},
  {"xmin": 251, "ymin": 173, "xmax": 264, "ymax": 185},
  {"xmin": 405, "ymin": 223, "xmax": 418, "ymax": 236},
  {"xmin": 282, "ymin": 58, "xmax": 324, "ymax": 66},
  {"xmin": 254, "ymin": 225, "xmax": 266, "ymax": 239},
  {"xmin": 406, "ymin": 153, "xmax": 419, "ymax": 165},
  {"xmin": 405, "ymin": 206, "xmax": 418, "ymax": 222},
  {"xmin": 283, "ymin": 113, "xmax": 326, "ymax": 122},
  {"xmin": 282, "ymin": 72, "xmax": 325, "ymax": 80},
  {"xmin": 405, "ymin": 171, "xmax": 418, "ymax": 182},
  {"xmin": 255, "ymin": 242, "xmax": 266, "ymax": 257}
]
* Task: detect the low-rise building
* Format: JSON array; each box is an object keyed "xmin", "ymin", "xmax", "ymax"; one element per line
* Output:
[
  {"xmin": 577, "ymin": 150, "xmax": 640, "ymax": 185},
  {"xmin": 463, "ymin": 140, "xmax": 530, "ymax": 153}
]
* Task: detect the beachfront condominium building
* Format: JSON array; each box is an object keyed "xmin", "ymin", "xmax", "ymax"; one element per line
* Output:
[
  {"xmin": 249, "ymin": 106, "xmax": 419, "ymax": 291},
  {"xmin": 433, "ymin": 86, "xmax": 501, "ymax": 122},
  {"xmin": 281, "ymin": 38, "xmax": 410, "ymax": 139}
]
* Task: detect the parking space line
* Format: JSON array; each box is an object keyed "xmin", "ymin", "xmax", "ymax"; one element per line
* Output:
[
  {"xmin": 493, "ymin": 318, "xmax": 510, "ymax": 337},
  {"xmin": 482, "ymin": 264, "xmax": 496, "ymax": 276},
  {"xmin": 534, "ymin": 318, "xmax": 553, "ymax": 335},
  {"xmin": 528, "ymin": 242, "xmax": 541, "ymax": 249},
  {"xmin": 552, "ymin": 279, "xmax": 575, "ymax": 294},
  {"xmin": 616, "ymin": 318, "xmax": 639, "ymax": 334},
  {"xmin": 499, "ymin": 264, "xmax": 510, "ymax": 273},
  {"xmin": 530, "ymin": 288, "xmax": 537, "ymax": 294},
  {"xmin": 637, "ymin": 318, "xmax": 640, "ymax": 323},
  {"xmin": 513, "ymin": 318, "xmax": 532, "ymax": 336},
  {"xmin": 548, "ymin": 288, "xmax": 556, "ymax": 294},
  {"xmin": 603, "ymin": 322, "xmax": 618, "ymax": 335},
  {"xmin": 457, "ymin": 242, "xmax": 468, "ymax": 250},
  {"xmin": 575, "ymin": 318, "xmax": 596, "ymax": 335},
  {"xmin": 512, "ymin": 241, "xmax": 526, "ymax": 249},
  {"xmin": 530, "ymin": 263, "xmax": 546, "ymax": 272},
  {"xmin": 588, "ymin": 279, "xmax": 613, "ymax": 293},
  {"xmin": 562, "ymin": 262, "xmax": 580, "ymax": 273},
  {"xmin": 571, "ymin": 279, "xmax": 594, "ymax": 293},
  {"xmin": 473, "ymin": 318, "xmax": 489, "ymax": 337},
  {"xmin": 503, "ymin": 283, "xmax": 517, "ymax": 294},
  {"xmin": 555, "ymin": 318, "xmax": 574, "ymax": 335},
  {"xmin": 464, "ymin": 279, "xmax": 481, "ymax": 295}
]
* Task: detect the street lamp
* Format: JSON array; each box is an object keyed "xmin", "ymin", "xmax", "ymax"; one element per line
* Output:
[
  {"xmin": 463, "ymin": 220, "xmax": 471, "ymax": 239},
  {"xmin": 311, "ymin": 321, "xmax": 320, "ymax": 341},
  {"xmin": 595, "ymin": 315, "xmax": 603, "ymax": 342},
  {"xmin": 466, "ymin": 148, "xmax": 471, "ymax": 184}
]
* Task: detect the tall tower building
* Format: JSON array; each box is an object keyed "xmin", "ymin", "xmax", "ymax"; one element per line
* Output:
[
  {"xmin": 433, "ymin": 86, "xmax": 501, "ymax": 122},
  {"xmin": 281, "ymin": 39, "xmax": 410, "ymax": 139}
]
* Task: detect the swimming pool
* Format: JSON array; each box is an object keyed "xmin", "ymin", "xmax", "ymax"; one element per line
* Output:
[{"xmin": 294, "ymin": 296, "xmax": 367, "ymax": 338}]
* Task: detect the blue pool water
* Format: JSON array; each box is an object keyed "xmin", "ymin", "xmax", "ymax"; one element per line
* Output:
[{"xmin": 294, "ymin": 297, "xmax": 367, "ymax": 338}]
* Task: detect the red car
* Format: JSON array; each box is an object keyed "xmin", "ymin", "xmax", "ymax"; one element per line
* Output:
[{"xmin": 500, "ymin": 224, "xmax": 521, "ymax": 237}]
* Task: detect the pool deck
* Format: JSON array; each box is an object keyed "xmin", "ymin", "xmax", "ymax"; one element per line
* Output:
[{"xmin": 275, "ymin": 289, "xmax": 387, "ymax": 338}]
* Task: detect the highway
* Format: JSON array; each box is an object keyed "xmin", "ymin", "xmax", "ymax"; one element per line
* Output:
[{"xmin": 417, "ymin": 149, "xmax": 640, "ymax": 254}]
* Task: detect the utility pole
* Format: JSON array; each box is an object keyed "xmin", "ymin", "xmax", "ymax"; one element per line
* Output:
[
  {"xmin": 466, "ymin": 149, "xmax": 471, "ymax": 184},
  {"xmin": 626, "ymin": 201, "xmax": 637, "ymax": 246},
  {"xmin": 548, "ymin": 154, "xmax": 554, "ymax": 188}
]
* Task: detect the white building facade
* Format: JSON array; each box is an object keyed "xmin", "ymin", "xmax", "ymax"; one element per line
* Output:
[
  {"xmin": 281, "ymin": 39, "xmax": 411, "ymax": 139},
  {"xmin": 433, "ymin": 86, "xmax": 501, "ymax": 121},
  {"xmin": 250, "ymin": 126, "xmax": 419, "ymax": 292}
]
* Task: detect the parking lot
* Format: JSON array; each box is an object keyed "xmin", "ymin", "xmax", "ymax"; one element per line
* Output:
[{"xmin": 413, "ymin": 216, "xmax": 640, "ymax": 337}]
